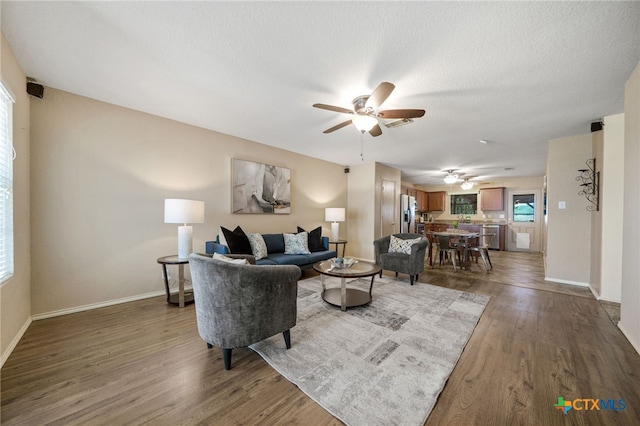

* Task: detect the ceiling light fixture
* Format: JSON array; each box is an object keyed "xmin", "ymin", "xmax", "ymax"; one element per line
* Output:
[
  {"xmin": 443, "ymin": 170, "xmax": 458, "ymax": 184},
  {"xmin": 352, "ymin": 115, "xmax": 378, "ymax": 132},
  {"xmin": 461, "ymin": 179, "xmax": 474, "ymax": 190}
]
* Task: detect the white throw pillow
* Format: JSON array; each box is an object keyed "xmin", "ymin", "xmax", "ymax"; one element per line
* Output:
[
  {"xmin": 283, "ymin": 232, "xmax": 311, "ymax": 254},
  {"xmin": 247, "ymin": 233, "xmax": 268, "ymax": 260},
  {"xmin": 389, "ymin": 235, "xmax": 422, "ymax": 254},
  {"xmin": 213, "ymin": 252, "xmax": 249, "ymax": 265}
]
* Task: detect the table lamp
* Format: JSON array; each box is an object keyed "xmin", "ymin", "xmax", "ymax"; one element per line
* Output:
[
  {"xmin": 325, "ymin": 207, "xmax": 345, "ymax": 242},
  {"xmin": 164, "ymin": 199, "xmax": 205, "ymax": 259}
]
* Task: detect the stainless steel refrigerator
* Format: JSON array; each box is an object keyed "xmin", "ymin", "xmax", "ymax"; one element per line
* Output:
[{"xmin": 400, "ymin": 194, "xmax": 416, "ymax": 233}]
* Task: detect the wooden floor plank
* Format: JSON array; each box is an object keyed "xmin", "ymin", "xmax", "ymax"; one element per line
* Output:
[{"xmin": 2, "ymin": 251, "xmax": 640, "ymax": 425}]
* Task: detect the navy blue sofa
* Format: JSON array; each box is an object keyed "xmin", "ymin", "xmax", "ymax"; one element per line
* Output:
[{"xmin": 205, "ymin": 234, "xmax": 336, "ymax": 270}]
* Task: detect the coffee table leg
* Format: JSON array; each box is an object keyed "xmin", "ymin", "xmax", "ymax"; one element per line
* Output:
[
  {"xmin": 341, "ymin": 276, "xmax": 347, "ymax": 311},
  {"xmin": 321, "ymin": 274, "xmax": 326, "ymax": 292},
  {"xmin": 369, "ymin": 276, "xmax": 375, "ymax": 296}
]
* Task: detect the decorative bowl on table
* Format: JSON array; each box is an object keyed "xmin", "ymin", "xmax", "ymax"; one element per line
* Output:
[{"xmin": 330, "ymin": 257, "xmax": 358, "ymax": 269}]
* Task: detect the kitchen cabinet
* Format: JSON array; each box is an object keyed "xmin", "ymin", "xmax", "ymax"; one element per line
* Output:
[
  {"xmin": 480, "ymin": 187, "xmax": 505, "ymax": 211},
  {"xmin": 416, "ymin": 190, "xmax": 428, "ymax": 212},
  {"xmin": 427, "ymin": 191, "xmax": 446, "ymax": 212},
  {"xmin": 401, "ymin": 186, "xmax": 418, "ymax": 198}
]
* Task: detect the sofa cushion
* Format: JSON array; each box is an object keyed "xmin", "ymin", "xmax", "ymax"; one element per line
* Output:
[
  {"xmin": 284, "ymin": 232, "xmax": 311, "ymax": 255},
  {"xmin": 266, "ymin": 253, "xmax": 310, "ymax": 266},
  {"xmin": 307, "ymin": 250, "xmax": 337, "ymax": 264},
  {"xmin": 297, "ymin": 226, "xmax": 324, "ymax": 252},
  {"xmin": 247, "ymin": 233, "xmax": 268, "ymax": 260},
  {"xmin": 389, "ymin": 235, "xmax": 422, "ymax": 254},
  {"xmin": 221, "ymin": 226, "xmax": 252, "ymax": 254},
  {"xmin": 262, "ymin": 233, "xmax": 285, "ymax": 254}
]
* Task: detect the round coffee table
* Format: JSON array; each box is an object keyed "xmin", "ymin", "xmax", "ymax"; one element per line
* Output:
[{"xmin": 312, "ymin": 260, "xmax": 382, "ymax": 311}]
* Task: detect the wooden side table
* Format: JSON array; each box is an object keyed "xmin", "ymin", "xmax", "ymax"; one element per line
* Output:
[
  {"xmin": 157, "ymin": 255, "xmax": 194, "ymax": 307},
  {"xmin": 329, "ymin": 240, "xmax": 347, "ymax": 258}
]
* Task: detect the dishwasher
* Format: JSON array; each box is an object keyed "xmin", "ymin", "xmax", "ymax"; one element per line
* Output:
[{"xmin": 482, "ymin": 225, "xmax": 500, "ymax": 250}]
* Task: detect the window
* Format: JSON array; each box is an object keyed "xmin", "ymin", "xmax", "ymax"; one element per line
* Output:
[
  {"xmin": 0, "ymin": 82, "xmax": 14, "ymax": 284},
  {"xmin": 513, "ymin": 194, "xmax": 535, "ymax": 222},
  {"xmin": 450, "ymin": 194, "xmax": 477, "ymax": 215}
]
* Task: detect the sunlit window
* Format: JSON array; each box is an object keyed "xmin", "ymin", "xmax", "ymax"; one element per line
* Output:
[{"xmin": 0, "ymin": 82, "xmax": 14, "ymax": 284}]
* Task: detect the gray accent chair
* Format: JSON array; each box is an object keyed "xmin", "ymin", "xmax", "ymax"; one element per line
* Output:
[
  {"xmin": 188, "ymin": 253, "xmax": 301, "ymax": 370},
  {"xmin": 373, "ymin": 233, "xmax": 429, "ymax": 285}
]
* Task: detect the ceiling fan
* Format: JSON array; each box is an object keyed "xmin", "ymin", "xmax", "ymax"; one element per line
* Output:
[{"xmin": 313, "ymin": 82, "xmax": 425, "ymax": 137}]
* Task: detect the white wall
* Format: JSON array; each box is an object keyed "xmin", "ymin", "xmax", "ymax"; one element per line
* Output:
[
  {"xmin": 598, "ymin": 114, "xmax": 625, "ymax": 302},
  {"xmin": 620, "ymin": 61, "xmax": 640, "ymax": 353},
  {"xmin": 29, "ymin": 88, "xmax": 347, "ymax": 317},
  {"xmin": 0, "ymin": 33, "xmax": 32, "ymax": 366},
  {"xmin": 545, "ymin": 134, "xmax": 592, "ymax": 286}
]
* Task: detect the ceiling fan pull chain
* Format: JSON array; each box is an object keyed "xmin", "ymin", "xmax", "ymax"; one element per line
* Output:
[{"xmin": 360, "ymin": 132, "xmax": 365, "ymax": 162}]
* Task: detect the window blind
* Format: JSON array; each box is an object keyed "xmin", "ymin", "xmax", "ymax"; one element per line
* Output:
[{"xmin": 0, "ymin": 82, "xmax": 14, "ymax": 284}]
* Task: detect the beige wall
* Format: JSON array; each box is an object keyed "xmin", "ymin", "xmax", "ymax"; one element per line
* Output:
[
  {"xmin": 29, "ymin": 88, "xmax": 347, "ymax": 317},
  {"xmin": 620, "ymin": 61, "xmax": 640, "ymax": 352},
  {"xmin": 598, "ymin": 114, "xmax": 625, "ymax": 302},
  {"xmin": 0, "ymin": 33, "xmax": 32, "ymax": 366},
  {"xmin": 346, "ymin": 162, "xmax": 376, "ymax": 261},
  {"xmin": 545, "ymin": 134, "xmax": 592, "ymax": 285}
]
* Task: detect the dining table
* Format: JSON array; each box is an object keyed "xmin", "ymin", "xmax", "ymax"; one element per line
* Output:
[{"xmin": 427, "ymin": 230, "xmax": 481, "ymax": 270}]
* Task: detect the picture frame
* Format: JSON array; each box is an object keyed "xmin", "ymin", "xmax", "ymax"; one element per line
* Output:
[{"xmin": 232, "ymin": 159, "xmax": 291, "ymax": 214}]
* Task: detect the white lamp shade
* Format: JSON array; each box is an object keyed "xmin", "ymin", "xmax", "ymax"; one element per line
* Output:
[
  {"xmin": 325, "ymin": 207, "xmax": 345, "ymax": 222},
  {"xmin": 461, "ymin": 180, "xmax": 474, "ymax": 190},
  {"xmin": 164, "ymin": 199, "xmax": 205, "ymax": 224}
]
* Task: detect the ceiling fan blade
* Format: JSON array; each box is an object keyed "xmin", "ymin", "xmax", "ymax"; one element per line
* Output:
[
  {"xmin": 368, "ymin": 123, "xmax": 382, "ymax": 137},
  {"xmin": 365, "ymin": 82, "xmax": 395, "ymax": 110},
  {"xmin": 377, "ymin": 109, "xmax": 426, "ymax": 119},
  {"xmin": 323, "ymin": 119, "xmax": 353, "ymax": 134},
  {"xmin": 313, "ymin": 103, "xmax": 354, "ymax": 115}
]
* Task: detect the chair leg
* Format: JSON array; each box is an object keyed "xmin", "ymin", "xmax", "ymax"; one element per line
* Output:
[
  {"xmin": 379, "ymin": 271, "xmax": 382, "ymax": 278},
  {"xmin": 283, "ymin": 329, "xmax": 291, "ymax": 349},
  {"xmin": 479, "ymin": 250, "xmax": 490, "ymax": 271},
  {"xmin": 207, "ymin": 342, "xmax": 213, "ymax": 349},
  {"xmin": 395, "ymin": 271, "xmax": 398, "ymax": 277},
  {"xmin": 450, "ymin": 250, "xmax": 457, "ymax": 272},
  {"xmin": 222, "ymin": 348, "xmax": 233, "ymax": 371},
  {"xmin": 410, "ymin": 275, "xmax": 414, "ymax": 285},
  {"xmin": 485, "ymin": 250, "xmax": 493, "ymax": 269}
]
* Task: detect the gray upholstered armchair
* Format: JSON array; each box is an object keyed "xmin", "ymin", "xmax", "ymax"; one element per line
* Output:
[
  {"xmin": 373, "ymin": 233, "xmax": 429, "ymax": 285},
  {"xmin": 188, "ymin": 253, "xmax": 301, "ymax": 370}
]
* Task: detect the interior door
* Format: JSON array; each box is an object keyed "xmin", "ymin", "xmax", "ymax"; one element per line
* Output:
[
  {"xmin": 381, "ymin": 179, "xmax": 396, "ymax": 238},
  {"xmin": 507, "ymin": 190, "xmax": 542, "ymax": 252}
]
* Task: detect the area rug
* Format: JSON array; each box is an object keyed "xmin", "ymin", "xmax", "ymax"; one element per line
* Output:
[{"xmin": 250, "ymin": 275, "xmax": 490, "ymax": 426}]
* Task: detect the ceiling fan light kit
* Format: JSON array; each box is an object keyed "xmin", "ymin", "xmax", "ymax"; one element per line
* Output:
[
  {"xmin": 443, "ymin": 170, "xmax": 459, "ymax": 184},
  {"xmin": 352, "ymin": 115, "xmax": 378, "ymax": 132},
  {"xmin": 313, "ymin": 81, "xmax": 425, "ymax": 137},
  {"xmin": 461, "ymin": 179, "xmax": 474, "ymax": 190}
]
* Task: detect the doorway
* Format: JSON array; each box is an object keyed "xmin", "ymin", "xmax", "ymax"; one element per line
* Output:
[{"xmin": 507, "ymin": 190, "xmax": 542, "ymax": 252}]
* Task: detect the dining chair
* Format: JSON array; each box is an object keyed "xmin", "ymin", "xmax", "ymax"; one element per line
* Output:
[
  {"xmin": 433, "ymin": 234, "xmax": 458, "ymax": 272},
  {"xmin": 467, "ymin": 233, "xmax": 494, "ymax": 270}
]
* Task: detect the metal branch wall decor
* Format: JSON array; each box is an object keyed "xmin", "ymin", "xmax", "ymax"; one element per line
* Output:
[{"xmin": 576, "ymin": 158, "xmax": 599, "ymax": 211}]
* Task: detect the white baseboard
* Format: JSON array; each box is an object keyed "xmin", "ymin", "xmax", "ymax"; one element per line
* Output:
[
  {"xmin": 1, "ymin": 317, "xmax": 32, "ymax": 368},
  {"xmin": 618, "ymin": 322, "xmax": 640, "ymax": 356},
  {"xmin": 544, "ymin": 277, "xmax": 589, "ymax": 287},
  {"xmin": 31, "ymin": 290, "xmax": 167, "ymax": 321}
]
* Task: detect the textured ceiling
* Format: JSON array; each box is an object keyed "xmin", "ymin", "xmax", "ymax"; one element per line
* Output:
[{"xmin": 2, "ymin": 1, "xmax": 639, "ymax": 185}]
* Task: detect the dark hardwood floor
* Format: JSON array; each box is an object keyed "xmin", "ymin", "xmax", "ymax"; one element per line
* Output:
[{"xmin": 2, "ymin": 251, "xmax": 639, "ymax": 425}]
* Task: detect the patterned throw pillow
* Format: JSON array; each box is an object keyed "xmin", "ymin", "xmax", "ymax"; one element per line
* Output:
[
  {"xmin": 247, "ymin": 233, "xmax": 268, "ymax": 260},
  {"xmin": 388, "ymin": 235, "xmax": 422, "ymax": 254},
  {"xmin": 212, "ymin": 252, "xmax": 249, "ymax": 265},
  {"xmin": 283, "ymin": 232, "xmax": 311, "ymax": 254}
]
